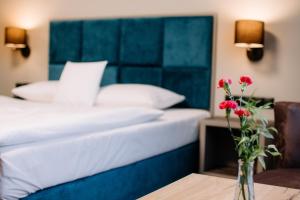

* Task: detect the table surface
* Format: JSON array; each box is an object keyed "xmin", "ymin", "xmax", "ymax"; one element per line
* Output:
[{"xmin": 139, "ymin": 174, "xmax": 300, "ymax": 200}]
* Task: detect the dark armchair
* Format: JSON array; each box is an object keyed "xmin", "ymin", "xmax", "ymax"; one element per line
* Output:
[{"xmin": 254, "ymin": 102, "xmax": 300, "ymax": 189}]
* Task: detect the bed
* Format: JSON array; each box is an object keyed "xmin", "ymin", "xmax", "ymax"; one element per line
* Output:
[{"xmin": 0, "ymin": 16, "xmax": 214, "ymax": 200}]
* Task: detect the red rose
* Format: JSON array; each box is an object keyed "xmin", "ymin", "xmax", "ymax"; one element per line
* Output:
[
  {"xmin": 234, "ymin": 109, "xmax": 250, "ymax": 117},
  {"xmin": 219, "ymin": 100, "xmax": 238, "ymax": 110},
  {"xmin": 218, "ymin": 78, "xmax": 232, "ymax": 88},
  {"xmin": 239, "ymin": 75, "xmax": 253, "ymax": 86}
]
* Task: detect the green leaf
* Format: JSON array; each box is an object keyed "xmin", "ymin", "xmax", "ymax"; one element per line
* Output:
[
  {"xmin": 266, "ymin": 150, "xmax": 281, "ymax": 156},
  {"xmin": 260, "ymin": 102, "xmax": 273, "ymax": 109},
  {"xmin": 241, "ymin": 117, "xmax": 247, "ymax": 128},
  {"xmin": 268, "ymin": 144, "xmax": 279, "ymax": 151},
  {"xmin": 238, "ymin": 147, "xmax": 243, "ymax": 157},
  {"xmin": 258, "ymin": 156, "xmax": 266, "ymax": 169},
  {"xmin": 268, "ymin": 127, "xmax": 278, "ymax": 134},
  {"xmin": 250, "ymin": 134, "xmax": 258, "ymax": 143},
  {"xmin": 238, "ymin": 137, "xmax": 249, "ymax": 146},
  {"xmin": 258, "ymin": 149, "xmax": 267, "ymax": 157},
  {"xmin": 259, "ymin": 130, "xmax": 274, "ymax": 139},
  {"xmin": 266, "ymin": 145, "xmax": 281, "ymax": 157}
]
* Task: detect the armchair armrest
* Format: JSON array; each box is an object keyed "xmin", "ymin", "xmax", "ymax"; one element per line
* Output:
[{"xmin": 275, "ymin": 102, "xmax": 300, "ymax": 168}]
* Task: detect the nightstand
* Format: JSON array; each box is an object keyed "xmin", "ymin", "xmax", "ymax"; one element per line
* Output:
[{"xmin": 199, "ymin": 117, "xmax": 267, "ymax": 177}]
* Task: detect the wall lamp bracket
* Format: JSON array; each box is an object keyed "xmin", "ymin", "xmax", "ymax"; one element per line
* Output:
[{"xmin": 246, "ymin": 48, "xmax": 263, "ymax": 62}]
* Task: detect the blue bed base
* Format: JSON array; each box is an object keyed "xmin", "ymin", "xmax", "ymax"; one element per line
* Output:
[{"xmin": 23, "ymin": 142, "xmax": 199, "ymax": 200}]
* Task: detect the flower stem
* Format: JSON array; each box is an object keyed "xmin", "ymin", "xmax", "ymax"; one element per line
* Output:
[{"xmin": 226, "ymin": 115, "xmax": 238, "ymax": 148}]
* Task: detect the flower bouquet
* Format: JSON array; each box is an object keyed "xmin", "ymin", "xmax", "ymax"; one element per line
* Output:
[{"xmin": 218, "ymin": 75, "xmax": 281, "ymax": 200}]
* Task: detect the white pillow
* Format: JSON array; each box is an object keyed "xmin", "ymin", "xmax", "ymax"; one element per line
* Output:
[
  {"xmin": 54, "ymin": 61, "xmax": 108, "ymax": 106},
  {"xmin": 11, "ymin": 81, "xmax": 58, "ymax": 102},
  {"xmin": 95, "ymin": 84, "xmax": 185, "ymax": 109}
]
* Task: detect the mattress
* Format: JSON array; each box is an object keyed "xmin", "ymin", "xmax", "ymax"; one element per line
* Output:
[{"xmin": 0, "ymin": 108, "xmax": 210, "ymax": 200}]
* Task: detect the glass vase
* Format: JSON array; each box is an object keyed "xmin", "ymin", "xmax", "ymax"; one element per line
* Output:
[{"xmin": 233, "ymin": 160, "xmax": 255, "ymax": 200}]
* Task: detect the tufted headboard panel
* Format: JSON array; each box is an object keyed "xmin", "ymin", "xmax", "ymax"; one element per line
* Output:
[{"xmin": 49, "ymin": 16, "xmax": 214, "ymax": 109}]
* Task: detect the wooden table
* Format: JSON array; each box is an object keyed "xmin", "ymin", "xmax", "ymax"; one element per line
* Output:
[{"xmin": 139, "ymin": 174, "xmax": 300, "ymax": 200}]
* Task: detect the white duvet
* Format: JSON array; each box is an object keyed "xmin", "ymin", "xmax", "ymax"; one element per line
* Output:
[{"xmin": 0, "ymin": 96, "xmax": 163, "ymax": 147}]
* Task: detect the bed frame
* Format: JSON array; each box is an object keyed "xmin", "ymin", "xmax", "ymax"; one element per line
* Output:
[{"xmin": 23, "ymin": 16, "xmax": 213, "ymax": 200}]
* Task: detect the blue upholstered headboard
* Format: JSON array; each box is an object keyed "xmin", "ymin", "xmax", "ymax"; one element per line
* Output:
[{"xmin": 49, "ymin": 16, "xmax": 214, "ymax": 109}]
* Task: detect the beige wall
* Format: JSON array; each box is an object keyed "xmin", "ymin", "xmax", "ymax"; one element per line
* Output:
[{"xmin": 0, "ymin": 0, "xmax": 300, "ymax": 118}]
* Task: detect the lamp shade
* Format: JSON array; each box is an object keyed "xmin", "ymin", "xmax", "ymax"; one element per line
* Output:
[
  {"xmin": 235, "ymin": 20, "xmax": 264, "ymax": 48},
  {"xmin": 5, "ymin": 27, "xmax": 27, "ymax": 48}
]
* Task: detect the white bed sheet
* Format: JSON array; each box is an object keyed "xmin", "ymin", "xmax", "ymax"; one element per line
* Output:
[
  {"xmin": 0, "ymin": 96, "xmax": 162, "ymax": 147},
  {"xmin": 0, "ymin": 109, "xmax": 210, "ymax": 200}
]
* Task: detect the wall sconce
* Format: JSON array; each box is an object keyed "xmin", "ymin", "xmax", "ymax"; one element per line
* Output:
[
  {"xmin": 235, "ymin": 20, "xmax": 264, "ymax": 62},
  {"xmin": 5, "ymin": 27, "xmax": 31, "ymax": 58}
]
